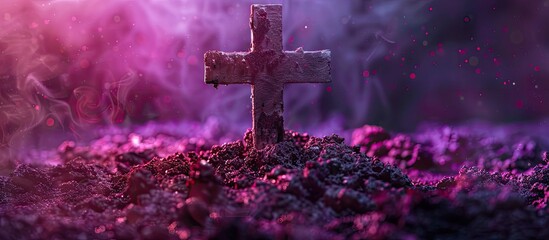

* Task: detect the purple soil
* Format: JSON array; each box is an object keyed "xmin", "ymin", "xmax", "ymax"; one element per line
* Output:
[{"xmin": 1, "ymin": 125, "xmax": 549, "ymax": 239}]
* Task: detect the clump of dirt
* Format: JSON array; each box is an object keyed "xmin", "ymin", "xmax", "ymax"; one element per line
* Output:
[{"xmin": 1, "ymin": 126, "xmax": 549, "ymax": 239}]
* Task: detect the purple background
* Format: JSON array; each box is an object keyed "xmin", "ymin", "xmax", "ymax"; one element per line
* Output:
[{"xmin": 1, "ymin": 0, "xmax": 548, "ymax": 157}]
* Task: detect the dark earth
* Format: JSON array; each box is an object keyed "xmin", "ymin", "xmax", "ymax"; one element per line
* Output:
[{"xmin": 1, "ymin": 124, "xmax": 549, "ymax": 239}]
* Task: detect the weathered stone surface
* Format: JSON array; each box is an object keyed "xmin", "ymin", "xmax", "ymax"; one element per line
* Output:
[{"xmin": 204, "ymin": 4, "xmax": 331, "ymax": 149}]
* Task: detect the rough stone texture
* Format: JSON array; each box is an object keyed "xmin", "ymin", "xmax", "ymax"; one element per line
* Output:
[
  {"xmin": 203, "ymin": 4, "xmax": 331, "ymax": 149},
  {"xmin": 251, "ymin": 4, "xmax": 282, "ymax": 52},
  {"xmin": 1, "ymin": 124, "xmax": 549, "ymax": 239}
]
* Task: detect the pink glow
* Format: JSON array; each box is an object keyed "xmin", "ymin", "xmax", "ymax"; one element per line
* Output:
[
  {"xmin": 130, "ymin": 134, "xmax": 142, "ymax": 146},
  {"xmin": 46, "ymin": 118, "xmax": 54, "ymax": 127},
  {"xmin": 1, "ymin": 0, "xmax": 372, "ymax": 155},
  {"xmin": 0, "ymin": 0, "xmax": 257, "ymax": 149}
]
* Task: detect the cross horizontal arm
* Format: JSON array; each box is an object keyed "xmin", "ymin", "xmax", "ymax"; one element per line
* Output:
[
  {"xmin": 204, "ymin": 51, "xmax": 253, "ymax": 85},
  {"xmin": 278, "ymin": 49, "xmax": 331, "ymax": 84}
]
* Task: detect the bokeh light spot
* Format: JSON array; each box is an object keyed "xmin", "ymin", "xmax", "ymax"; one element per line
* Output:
[
  {"xmin": 46, "ymin": 118, "xmax": 55, "ymax": 127},
  {"xmin": 409, "ymin": 73, "xmax": 416, "ymax": 79}
]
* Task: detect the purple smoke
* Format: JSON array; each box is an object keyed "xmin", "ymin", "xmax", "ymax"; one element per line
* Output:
[{"xmin": 1, "ymin": 0, "xmax": 548, "ymax": 161}]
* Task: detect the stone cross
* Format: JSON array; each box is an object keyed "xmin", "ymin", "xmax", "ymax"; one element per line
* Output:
[{"xmin": 204, "ymin": 4, "xmax": 331, "ymax": 149}]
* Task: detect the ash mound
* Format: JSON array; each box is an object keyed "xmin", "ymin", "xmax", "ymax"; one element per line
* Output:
[{"xmin": 1, "ymin": 126, "xmax": 549, "ymax": 239}]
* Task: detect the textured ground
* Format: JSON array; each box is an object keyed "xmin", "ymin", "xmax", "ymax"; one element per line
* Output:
[{"xmin": 1, "ymin": 124, "xmax": 549, "ymax": 239}]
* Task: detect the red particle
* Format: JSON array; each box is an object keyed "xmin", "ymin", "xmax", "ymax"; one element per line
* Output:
[
  {"xmin": 463, "ymin": 16, "xmax": 471, "ymax": 22},
  {"xmin": 371, "ymin": 69, "xmax": 378, "ymax": 75},
  {"xmin": 476, "ymin": 47, "xmax": 481, "ymax": 51},
  {"xmin": 177, "ymin": 50, "xmax": 185, "ymax": 58},
  {"xmin": 187, "ymin": 55, "xmax": 198, "ymax": 65},
  {"xmin": 534, "ymin": 66, "xmax": 541, "ymax": 72},
  {"xmin": 437, "ymin": 48, "xmax": 444, "ymax": 54},
  {"xmin": 134, "ymin": 33, "xmax": 145, "ymax": 45},
  {"xmin": 493, "ymin": 58, "xmax": 500, "ymax": 66},
  {"xmin": 475, "ymin": 68, "xmax": 481, "ymax": 74},
  {"xmin": 516, "ymin": 100, "xmax": 524, "ymax": 109},
  {"xmin": 362, "ymin": 70, "xmax": 370, "ymax": 78},
  {"xmin": 288, "ymin": 36, "xmax": 294, "ymax": 44},
  {"xmin": 409, "ymin": 73, "xmax": 416, "ymax": 79},
  {"xmin": 46, "ymin": 118, "xmax": 55, "ymax": 127},
  {"xmin": 326, "ymin": 86, "xmax": 332, "ymax": 92},
  {"xmin": 80, "ymin": 59, "xmax": 90, "ymax": 69},
  {"xmin": 429, "ymin": 7, "xmax": 433, "ymax": 11}
]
